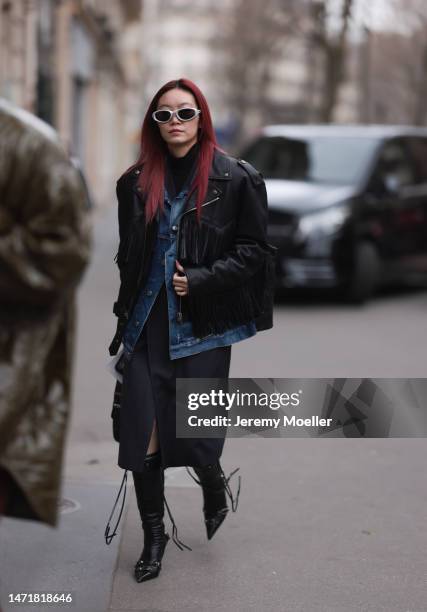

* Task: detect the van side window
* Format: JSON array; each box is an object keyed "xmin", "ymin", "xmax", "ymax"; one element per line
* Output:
[
  {"xmin": 370, "ymin": 139, "xmax": 415, "ymax": 194},
  {"xmin": 407, "ymin": 138, "xmax": 427, "ymax": 184},
  {"xmin": 244, "ymin": 136, "xmax": 308, "ymax": 180}
]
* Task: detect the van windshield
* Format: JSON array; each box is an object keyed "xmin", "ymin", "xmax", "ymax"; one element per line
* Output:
[{"xmin": 242, "ymin": 135, "xmax": 380, "ymax": 185}]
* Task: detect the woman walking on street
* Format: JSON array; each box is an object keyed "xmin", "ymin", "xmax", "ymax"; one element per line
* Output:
[{"xmin": 106, "ymin": 78, "xmax": 275, "ymax": 583}]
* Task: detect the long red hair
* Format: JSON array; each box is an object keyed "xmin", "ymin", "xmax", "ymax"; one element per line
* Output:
[{"xmin": 126, "ymin": 78, "xmax": 222, "ymax": 225}]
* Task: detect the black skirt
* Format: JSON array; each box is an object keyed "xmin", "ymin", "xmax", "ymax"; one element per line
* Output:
[{"xmin": 118, "ymin": 282, "xmax": 232, "ymax": 472}]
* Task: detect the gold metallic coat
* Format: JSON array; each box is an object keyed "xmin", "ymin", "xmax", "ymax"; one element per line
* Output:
[{"xmin": 0, "ymin": 100, "xmax": 92, "ymax": 526}]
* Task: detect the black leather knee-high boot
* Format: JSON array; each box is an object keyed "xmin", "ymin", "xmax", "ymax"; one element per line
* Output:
[
  {"xmin": 132, "ymin": 451, "xmax": 169, "ymax": 583},
  {"xmin": 191, "ymin": 461, "xmax": 241, "ymax": 540}
]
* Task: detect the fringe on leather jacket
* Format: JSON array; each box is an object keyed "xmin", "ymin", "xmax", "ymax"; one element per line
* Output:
[{"xmin": 109, "ymin": 148, "xmax": 277, "ymax": 356}]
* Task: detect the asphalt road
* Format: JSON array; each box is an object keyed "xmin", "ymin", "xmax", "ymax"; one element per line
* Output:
[{"xmin": 1, "ymin": 204, "xmax": 426, "ymax": 612}]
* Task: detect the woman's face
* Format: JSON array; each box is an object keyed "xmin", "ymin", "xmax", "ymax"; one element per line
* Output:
[{"xmin": 155, "ymin": 88, "xmax": 200, "ymax": 153}]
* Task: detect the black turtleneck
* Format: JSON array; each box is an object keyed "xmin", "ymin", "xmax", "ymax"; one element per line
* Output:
[{"xmin": 165, "ymin": 142, "xmax": 199, "ymax": 197}]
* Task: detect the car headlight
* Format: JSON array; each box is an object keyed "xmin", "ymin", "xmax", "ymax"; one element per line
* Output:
[{"xmin": 296, "ymin": 205, "xmax": 350, "ymax": 240}]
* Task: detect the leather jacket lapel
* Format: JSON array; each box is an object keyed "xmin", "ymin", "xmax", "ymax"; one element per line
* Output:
[
  {"xmin": 181, "ymin": 149, "xmax": 232, "ymax": 215},
  {"xmin": 129, "ymin": 148, "xmax": 232, "ymax": 215}
]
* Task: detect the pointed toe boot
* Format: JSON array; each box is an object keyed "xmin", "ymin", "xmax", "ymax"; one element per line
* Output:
[
  {"xmin": 134, "ymin": 521, "xmax": 170, "ymax": 583},
  {"xmin": 132, "ymin": 451, "xmax": 169, "ymax": 583},
  {"xmin": 205, "ymin": 506, "xmax": 229, "ymax": 540},
  {"xmin": 192, "ymin": 461, "xmax": 241, "ymax": 540}
]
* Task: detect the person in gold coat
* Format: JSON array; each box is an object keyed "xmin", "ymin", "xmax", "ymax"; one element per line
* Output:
[{"xmin": 0, "ymin": 98, "xmax": 92, "ymax": 532}]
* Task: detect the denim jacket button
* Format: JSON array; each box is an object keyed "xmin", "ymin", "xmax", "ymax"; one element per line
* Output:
[
  {"xmin": 146, "ymin": 289, "xmax": 153, "ymax": 296},
  {"xmin": 171, "ymin": 225, "xmax": 178, "ymax": 232}
]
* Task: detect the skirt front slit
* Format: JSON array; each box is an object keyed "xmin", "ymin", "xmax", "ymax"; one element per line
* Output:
[{"xmin": 118, "ymin": 282, "xmax": 231, "ymax": 472}]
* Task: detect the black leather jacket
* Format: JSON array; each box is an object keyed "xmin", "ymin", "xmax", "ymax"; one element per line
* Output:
[{"xmin": 109, "ymin": 148, "xmax": 276, "ymax": 355}]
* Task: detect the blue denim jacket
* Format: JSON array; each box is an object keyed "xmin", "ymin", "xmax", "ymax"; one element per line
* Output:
[{"xmin": 122, "ymin": 185, "xmax": 257, "ymax": 359}]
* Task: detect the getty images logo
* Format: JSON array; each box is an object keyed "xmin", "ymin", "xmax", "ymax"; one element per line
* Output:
[{"xmin": 187, "ymin": 389, "xmax": 303, "ymax": 411}]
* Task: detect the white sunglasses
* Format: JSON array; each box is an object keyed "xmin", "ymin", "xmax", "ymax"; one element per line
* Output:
[{"xmin": 152, "ymin": 107, "xmax": 201, "ymax": 124}]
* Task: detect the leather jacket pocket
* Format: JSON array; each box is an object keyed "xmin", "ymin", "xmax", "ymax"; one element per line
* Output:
[{"xmin": 178, "ymin": 214, "xmax": 234, "ymax": 265}]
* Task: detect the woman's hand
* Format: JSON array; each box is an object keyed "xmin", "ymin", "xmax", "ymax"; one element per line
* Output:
[{"xmin": 173, "ymin": 260, "xmax": 189, "ymax": 296}]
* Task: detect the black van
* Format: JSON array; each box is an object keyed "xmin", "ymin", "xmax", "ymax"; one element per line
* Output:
[{"xmin": 241, "ymin": 125, "xmax": 427, "ymax": 301}]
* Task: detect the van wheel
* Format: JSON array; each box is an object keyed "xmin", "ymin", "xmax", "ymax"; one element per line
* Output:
[{"xmin": 344, "ymin": 241, "xmax": 380, "ymax": 304}]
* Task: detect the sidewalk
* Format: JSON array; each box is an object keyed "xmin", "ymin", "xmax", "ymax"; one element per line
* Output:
[
  {"xmin": 2, "ymin": 440, "xmax": 427, "ymax": 612},
  {"xmin": 107, "ymin": 437, "xmax": 427, "ymax": 612},
  {"xmin": 0, "ymin": 481, "xmax": 120, "ymax": 612}
]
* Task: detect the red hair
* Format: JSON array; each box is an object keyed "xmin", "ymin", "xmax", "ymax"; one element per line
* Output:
[{"xmin": 126, "ymin": 78, "xmax": 222, "ymax": 225}]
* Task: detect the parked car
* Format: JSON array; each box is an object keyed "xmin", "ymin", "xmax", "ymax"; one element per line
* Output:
[{"xmin": 240, "ymin": 125, "xmax": 427, "ymax": 301}]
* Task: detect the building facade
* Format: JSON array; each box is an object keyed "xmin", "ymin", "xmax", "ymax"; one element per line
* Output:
[{"xmin": 0, "ymin": 0, "xmax": 144, "ymax": 206}]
